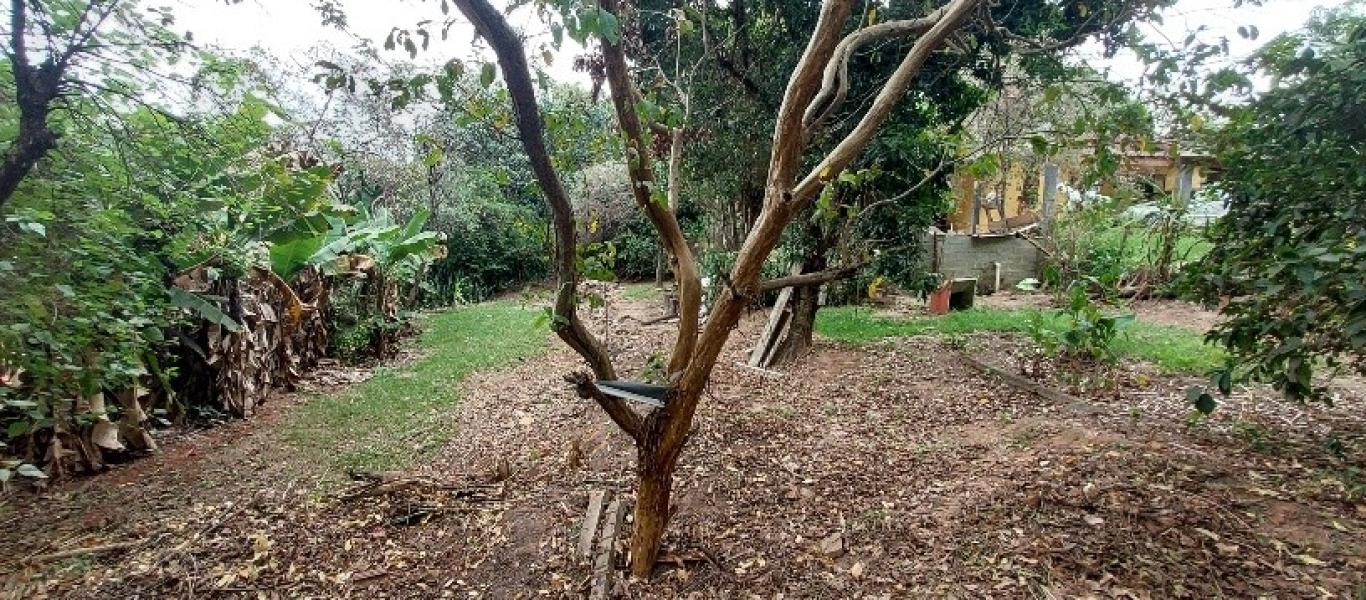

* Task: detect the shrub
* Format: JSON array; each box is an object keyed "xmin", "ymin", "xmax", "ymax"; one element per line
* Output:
[
  {"xmin": 612, "ymin": 215, "xmax": 661, "ymax": 280},
  {"xmin": 428, "ymin": 197, "xmax": 550, "ymax": 304},
  {"xmin": 1185, "ymin": 9, "xmax": 1364, "ymax": 405},
  {"xmin": 1025, "ymin": 280, "xmax": 1134, "ymax": 365}
]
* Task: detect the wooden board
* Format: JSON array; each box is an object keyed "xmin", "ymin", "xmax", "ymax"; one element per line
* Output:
[
  {"xmin": 578, "ymin": 490, "xmax": 607, "ymax": 559},
  {"xmin": 590, "ymin": 497, "xmax": 627, "ymax": 600},
  {"xmin": 748, "ymin": 285, "xmax": 793, "ymax": 367}
]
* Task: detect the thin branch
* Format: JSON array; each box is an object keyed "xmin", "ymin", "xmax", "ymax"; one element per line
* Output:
[
  {"xmin": 791, "ymin": 0, "xmax": 981, "ymax": 205},
  {"xmin": 803, "ymin": 9, "xmax": 946, "ymax": 130},
  {"xmin": 669, "ymin": 0, "xmax": 857, "ymax": 469},
  {"xmin": 451, "ymin": 0, "xmax": 618, "ymax": 387},
  {"xmin": 597, "ymin": 0, "xmax": 702, "ymax": 381},
  {"xmin": 758, "ymin": 262, "xmax": 865, "ymax": 292},
  {"xmin": 566, "ymin": 372, "xmax": 643, "ymax": 442}
]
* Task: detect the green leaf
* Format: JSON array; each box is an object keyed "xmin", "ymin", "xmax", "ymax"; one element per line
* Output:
[
  {"xmin": 7, "ymin": 420, "xmax": 30, "ymax": 438},
  {"xmin": 402, "ymin": 208, "xmax": 431, "ymax": 240},
  {"xmin": 1187, "ymin": 387, "xmax": 1217, "ymax": 415},
  {"xmin": 270, "ymin": 236, "xmax": 327, "ymax": 280},
  {"xmin": 595, "ymin": 8, "xmax": 620, "ymax": 44},
  {"xmin": 480, "ymin": 62, "xmax": 496, "ymax": 88},
  {"xmin": 16, "ymin": 463, "xmax": 46, "ymax": 479},
  {"xmin": 167, "ymin": 288, "xmax": 241, "ymax": 332}
]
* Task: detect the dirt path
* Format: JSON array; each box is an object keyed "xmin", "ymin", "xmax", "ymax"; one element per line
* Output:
[{"xmin": 3, "ymin": 291, "xmax": 1364, "ymax": 599}]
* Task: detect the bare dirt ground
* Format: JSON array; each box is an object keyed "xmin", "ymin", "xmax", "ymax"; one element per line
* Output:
[{"xmin": 3, "ymin": 291, "xmax": 1364, "ymax": 599}]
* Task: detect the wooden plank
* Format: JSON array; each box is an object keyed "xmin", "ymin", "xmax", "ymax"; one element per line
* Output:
[
  {"xmin": 590, "ymin": 497, "xmax": 627, "ymax": 600},
  {"xmin": 757, "ymin": 309, "xmax": 793, "ymax": 369},
  {"xmin": 578, "ymin": 490, "xmax": 608, "ymax": 559},
  {"xmin": 748, "ymin": 285, "xmax": 794, "ymax": 366}
]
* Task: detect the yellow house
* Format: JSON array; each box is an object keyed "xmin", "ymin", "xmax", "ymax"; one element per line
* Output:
[
  {"xmin": 946, "ymin": 144, "xmax": 1217, "ymax": 235},
  {"xmin": 947, "ymin": 162, "xmax": 1039, "ymax": 234}
]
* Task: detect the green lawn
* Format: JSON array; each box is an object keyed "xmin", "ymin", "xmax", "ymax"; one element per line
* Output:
[
  {"xmin": 815, "ymin": 306, "xmax": 1223, "ymax": 375},
  {"xmin": 283, "ymin": 301, "xmax": 548, "ymax": 473}
]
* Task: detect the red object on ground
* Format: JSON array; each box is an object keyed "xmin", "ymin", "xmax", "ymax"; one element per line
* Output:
[{"xmin": 928, "ymin": 281, "xmax": 952, "ymax": 315}]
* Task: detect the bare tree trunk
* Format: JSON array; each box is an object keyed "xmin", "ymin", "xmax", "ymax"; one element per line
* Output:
[
  {"xmin": 775, "ymin": 283, "xmax": 820, "ymax": 363},
  {"xmin": 629, "ymin": 446, "xmax": 674, "ymax": 577},
  {"xmin": 454, "ymin": 0, "xmax": 985, "ymax": 582},
  {"xmin": 772, "ymin": 222, "xmax": 833, "ymax": 365}
]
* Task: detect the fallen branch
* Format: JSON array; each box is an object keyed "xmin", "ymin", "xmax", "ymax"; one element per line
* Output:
[
  {"xmin": 389, "ymin": 504, "xmax": 504, "ymax": 526},
  {"xmin": 639, "ymin": 314, "xmax": 679, "ymax": 326},
  {"xmin": 958, "ymin": 352, "xmax": 1085, "ymax": 407},
  {"xmin": 758, "ymin": 263, "xmax": 865, "ymax": 293}
]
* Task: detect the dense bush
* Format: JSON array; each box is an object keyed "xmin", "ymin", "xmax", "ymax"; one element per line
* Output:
[
  {"xmin": 0, "ymin": 93, "xmax": 376, "ymax": 476},
  {"xmin": 613, "ymin": 214, "xmax": 663, "ymax": 280},
  {"xmin": 1186, "ymin": 10, "xmax": 1365, "ymax": 403},
  {"xmin": 1043, "ymin": 196, "xmax": 1210, "ymax": 297},
  {"xmin": 428, "ymin": 198, "xmax": 550, "ymax": 304}
]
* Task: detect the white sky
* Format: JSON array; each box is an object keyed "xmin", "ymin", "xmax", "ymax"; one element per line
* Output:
[
  {"xmin": 170, "ymin": 0, "xmax": 1348, "ymax": 92},
  {"xmin": 171, "ymin": 0, "xmax": 589, "ymax": 84}
]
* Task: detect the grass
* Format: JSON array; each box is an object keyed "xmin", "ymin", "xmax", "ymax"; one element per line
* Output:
[
  {"xmin": 815, "ymin": 305, "xmax": 1223, "ymax": 375},
  {"xmin": 283, "ymin": 300, "xmax": 548, "ymax": 474},
  {"xmin": 621, "ymin": 282, "xmax": 663, "ymax": 301},
  {"xmin": 814, "ymin": 307, "xmax": 1062, "ymax": 343},
  {"xmin": 1111, "ymin": 322, "xmax": 1223, "ymax": 374}
]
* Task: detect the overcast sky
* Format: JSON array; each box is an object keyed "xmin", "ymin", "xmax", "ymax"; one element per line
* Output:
[{"xmin": 170, "ymin": 0, "xmax": 1349, "ymax": 90}]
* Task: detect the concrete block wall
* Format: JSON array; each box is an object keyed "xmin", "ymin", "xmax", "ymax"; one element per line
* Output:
[{"xmin": 926, "ymin": 231, "xmax": 1044, "ymax": 293}]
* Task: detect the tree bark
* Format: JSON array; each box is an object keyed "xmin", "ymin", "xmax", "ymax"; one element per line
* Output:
[
  {"xmin": 596, "ymin": 0, "xmax": 701, "ymax": 379},
  {"xmin": 774, "ymin": 284, "xmax": 819, "ymax": 363},
  {"xmin": 452, "ymin": 0, "xmax": 618, "ymax": 380},
  {"xmin": 628, "ymin": 443, "xmax": 674, "ymax": 577},
  {"xmin": 776, "ymin": 270, "xmax": 823, "ymax": 364},
  {"xmin": 771, "ymin": 225, "xmax": 832, "ymax": 365}
]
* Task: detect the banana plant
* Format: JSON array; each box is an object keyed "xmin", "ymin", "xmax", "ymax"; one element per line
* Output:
[{"xmin": 306, "ymin": 206, "xmax": 445, "ymax": 280}]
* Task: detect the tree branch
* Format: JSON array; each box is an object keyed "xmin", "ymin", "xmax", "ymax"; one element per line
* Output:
[
  {"xmin": 791, "ymin": 0, "xmax": 981, "ymax": 205},
  {"xmin": 0, "ymin": 0, "xmax": 61, "ymax": 211},
  {"xmin": 758, "ymin": 262, "xmax": 865, "ymax": 292},
  {"xmin": 566, "ymin": 372, "xmax": 642, "ymax": 442},
  {"xmin": 597, "ymin": 0, "xmax": 702, "ymax": 381},
  {"xmin": 765, "ymin": 0, "xmax": 855, "ymax": 195},
  {"xmin": 802, "ymin": 9, "xmax": 946, "ymax": 130},
  {"xmin": 663, "ymin": 0, "xmax": 858, "ymax": 469},
  {"xmin": 451, "ymin": 0, "xmax": 619, "ymax": 391}
]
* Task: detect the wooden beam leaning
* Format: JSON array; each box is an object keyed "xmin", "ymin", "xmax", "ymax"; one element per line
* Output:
[
  {"xmin": 578, "ymin": 490, "xmax": 608, "ymax": 560},
  {"xmin": 590, "ymin": 497, "xmax": 628, "ymax": 599}
]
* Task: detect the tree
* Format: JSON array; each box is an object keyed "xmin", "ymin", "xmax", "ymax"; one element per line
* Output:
[
  {"xmin": 0, "ymin": 0, "xmax": 196, "ymax": 211},
  {"xmin": 448, "ymin": 0, "xmax": 1169, "ymax": 578},
  {"xmin": 1187, "ymin": 6, "xmax": 1365, "ymax": 405},
  {"xmin": 628, "ymin": 0, "xmax": 1159, "ymax": 364}
]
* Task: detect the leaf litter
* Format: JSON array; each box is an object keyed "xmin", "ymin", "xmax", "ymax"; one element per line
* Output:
[{"xmin": 2, "ymin": 288, "xmax": 1363, "ymax": 598}]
